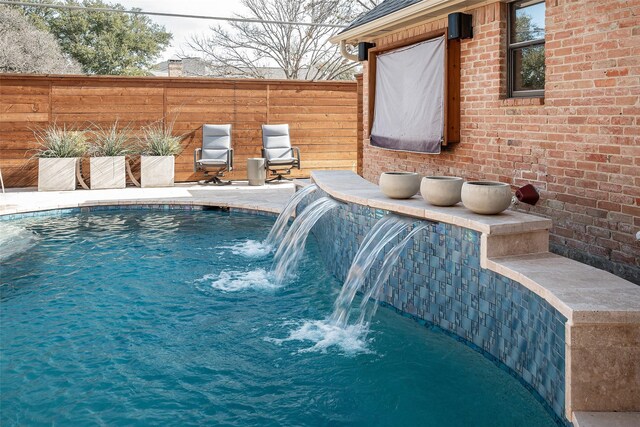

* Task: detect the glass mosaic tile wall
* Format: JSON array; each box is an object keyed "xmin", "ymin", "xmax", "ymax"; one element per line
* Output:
[{"xmin": 301, "ymin": 190, "xmax": 568, "ymax": 420}]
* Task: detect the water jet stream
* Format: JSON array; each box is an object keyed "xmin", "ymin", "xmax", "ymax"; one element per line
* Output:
[
  {"xmin": 265, "ymin": 184, "xmax": 317, "ymax": 249},
  {"xmin": 223, "ymin": 184, "xmax": 317, "ymax": 258},
  {"xmin": 278, "ymin": 214, "xmax": 426, "ymax": 353},
  {"xmin": 330, "ymin": 215, "xmax": 425, "ymax": 329},
  {"xmin": 356, "ymin": 223, "xmax": 428, "ymax": 327},
  {"xmin": 271, "ymin": 196, "xmax": 339, "ymax": 285}
]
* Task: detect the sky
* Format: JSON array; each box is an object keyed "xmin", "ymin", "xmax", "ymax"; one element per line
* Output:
[{"xmin": 118, "ymin": 0, "xmax": 247, "ymax": 61}]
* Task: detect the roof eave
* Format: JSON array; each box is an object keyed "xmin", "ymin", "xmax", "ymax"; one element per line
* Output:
[{"xmin": 329, "ymin": 0, "xmax": 491, "ymax": 45}]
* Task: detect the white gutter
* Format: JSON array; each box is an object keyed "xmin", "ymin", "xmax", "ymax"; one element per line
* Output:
[{"xmin": 329, "ymin": 0, "xmax": 489, "ymax": 45}]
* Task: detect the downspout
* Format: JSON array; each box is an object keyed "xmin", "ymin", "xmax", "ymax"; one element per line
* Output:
[{"xmin": 339, "ymin": 40, "xmax": 359, "ymax": 61}]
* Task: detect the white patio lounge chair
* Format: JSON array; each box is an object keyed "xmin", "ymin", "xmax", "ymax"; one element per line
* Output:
[
  {"xmin": 194, "ymin": 124, "xmax": 233, "ymax": 185},
  {"xmin": 261, "ymin": 124, "xmax": 300, "ymax": 182}
]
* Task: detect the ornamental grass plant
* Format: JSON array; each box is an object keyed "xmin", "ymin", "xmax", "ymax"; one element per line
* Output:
[
  {"xmin": 138, "ymin": 119, "xmax": 183, "ymax": 156},
  {"xmin": 88, "ymin": 121, "xmax": 135, "ymax": 157},
  {"xmin": 33, "ymin": 123, "xmax": 87, "ymax": 158}
]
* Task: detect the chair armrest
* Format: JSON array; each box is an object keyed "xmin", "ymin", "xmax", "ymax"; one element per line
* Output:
[
  {"xmin": 228, "ymin": 148, "xmax": 234, "ymax": 171},
  {"xmin": 292, "ymin": 147, "xmax": 301, "ymax": 169},
  {"xmin": 194, "ymin": 148, "xmax": 202, "ymax": 172},
  {"xmin": 261, "ymin": 148, "xmax": 269, "ymax": 167}
]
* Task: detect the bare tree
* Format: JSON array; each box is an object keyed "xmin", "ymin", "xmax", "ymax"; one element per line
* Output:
[
  {"xmin": 354, "ymin": 0, "xmax": 381, "ymax": 11},
  {"xmin": 187, "ymin": 0, "xmax": 379, "ymax": 80},
  {"xmin": 0, "ymin": 5, "xmax": 81, "ymax": 74}
]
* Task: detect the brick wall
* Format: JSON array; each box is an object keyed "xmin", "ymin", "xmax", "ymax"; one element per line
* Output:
[{"xmin": 361, "ymin": 1, "xmax": 639, "ymax": 284}]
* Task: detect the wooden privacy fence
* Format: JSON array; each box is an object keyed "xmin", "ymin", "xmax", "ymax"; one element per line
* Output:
[{"xmin": 0, "ymin": 74, "xmax": 359, "ymax": 188}]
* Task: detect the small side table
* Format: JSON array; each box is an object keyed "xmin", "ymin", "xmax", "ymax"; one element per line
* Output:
[{"xmin": 247, "ymin": 158, "xmax": 266, "ymax": 186}]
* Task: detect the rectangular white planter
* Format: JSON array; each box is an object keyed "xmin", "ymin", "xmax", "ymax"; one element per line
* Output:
[
  {"xmin": 140, "ymin": 155, "xmax": 175, "ymax": 188},
  {"xmin": 38, "ymin": 157, "xmax": 77, "ymax": 191},
  {"xmin": 90, "ymin": 156, "xmax": 126, "ymax": 189}
]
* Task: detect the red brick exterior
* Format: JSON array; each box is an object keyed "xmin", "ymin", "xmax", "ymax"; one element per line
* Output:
[{"xmin": 361, "ymin": 1, "xmax": 640, "ymax": 283}]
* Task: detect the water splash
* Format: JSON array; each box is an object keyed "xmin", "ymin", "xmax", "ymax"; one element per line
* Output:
[
  {"xmin": 267, "ymin": 319, "xmax": 371, "ymax": 355},
  {"xmin": 0, "ymin": 224, "xmax": 38, "ymax": 262},
  {"xmin": 196, "ymin": 268, "xmax": 275, "ymax": 292},
  {"xmin": 203, "ymin": 187, "xmax": 321, "ymax": 291},
  {"xmin": 271, "ymin": 197, "xmax": 339, "ymax": 285},
  {"xmin": 265, "ymin": 184, "xmax": 317, "ymax": 248},
  {"xmin": 222, "ymin": 240, "xmax": 273, "ymax": 258},
  {"xmin": 226, "ymin": 185, "xmax": 317, "ymax": 259}
]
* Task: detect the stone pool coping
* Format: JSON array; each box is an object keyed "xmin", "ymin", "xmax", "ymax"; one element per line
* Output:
[
  {"xmin": 311, "ymin": 171, "xmax": 553, "ymax": 236},
  {"xmin": 573, "ymin": 411, "xmax": 640, "ymax": 427},
  {"xmin": 311, "ymin": 170, "xmax": 640, "ymax": 325},
  {"xmin": 0, "ymin": 182, "xmax": 295, "ymax": 217}
]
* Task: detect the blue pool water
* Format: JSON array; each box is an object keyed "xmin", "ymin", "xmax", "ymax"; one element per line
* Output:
[{"xmin": 1, "ymin": 210, "xmax": 559, "ymax": 426}]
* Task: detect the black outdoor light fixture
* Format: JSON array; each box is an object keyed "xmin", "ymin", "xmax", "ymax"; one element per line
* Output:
[
  {"xmin": 448, "ymin": 12, "xmax": 473, "ymax": 40},
  {"xmin": 358, "ymin": 42, "xmax": 376, "ymax": 61}
]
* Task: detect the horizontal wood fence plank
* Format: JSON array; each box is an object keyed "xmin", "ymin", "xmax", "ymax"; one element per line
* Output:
[
  {"xmin": 52, "ymin": 95, "xmax": 165, "ymax": 105},
  {"xmin": 0, "ymin": 85, "xmax": 50, "ymax": 95},
  {"xmin": 52, "ymin": 87, "xmax": 163, "ymax": 96},
  {"xmin": 1, "ymin": 103, "xmax": 49, "ymax": 114},
  {"xmin": 52, "ymin": 104, "xmax": 164, "ymax": 113},
  {"xmin": 0, "ymin": 113, "xmax": 49, "ymax": 122}
]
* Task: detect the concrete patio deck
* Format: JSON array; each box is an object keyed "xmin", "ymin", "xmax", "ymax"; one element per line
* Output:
[{"xmin": 0, "ymin": 181, "xmax": 296, "ymax": 217}]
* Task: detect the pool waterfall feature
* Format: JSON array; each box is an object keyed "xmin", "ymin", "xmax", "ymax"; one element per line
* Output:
[
  {"xmin": 272, "ymin": 196, "xmax": 341, "ymax": 285},
  {"xmin": 268, "ymin": 191, "xmax": 435, "ymax": 347},
  {"xmin": 352, "ymin": 222, "xmax": 429, "ymax": 328},
  {"xmin": 330, "ymin": 215, "xmax": 427, "ymax": 330},
  {"xmin": 296, "ymin": 185, "xmax": 570, "ymax": 417},
  {"xmin": 265, "ymin": 184, "xmax": 317, "ymax": 248},
  {"xmin": 292, "ymin": 171, "xmax": 640, "ymax": 424},
  {"xmin": 221, "ymin": 184, "xmax": 319, "ymax": 260}
]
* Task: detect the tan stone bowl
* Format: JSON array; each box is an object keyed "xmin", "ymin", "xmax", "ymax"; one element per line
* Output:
[
  {"xmin": 461, "ymin": 181, "xmax": 513, "ymax": 215},
  {"xmin": 379, "ymin": 172, "xmax": 421, "ymax": 199},
  {"xmin": 420, "ymin": 176, "xmax": 464, "ymax": 206}
]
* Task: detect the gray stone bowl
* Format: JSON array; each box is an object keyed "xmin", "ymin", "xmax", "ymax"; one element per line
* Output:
[
  {"xmin": 461, "ymin": 181, "xmax": 513, "ymax": 214},
  {"xmin": 421, "ymin": 176, "xmax": 464, "ymax": 206},
  {"xmin": 379, "ymin": 172, "xmax": 421, "ymax": 199}
]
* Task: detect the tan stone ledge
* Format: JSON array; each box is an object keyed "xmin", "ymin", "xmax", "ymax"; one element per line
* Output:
[
  {"xmin": 311, "ymin": 170, "xmax": 552, "ymax": 235},
  {"xmin": 487, "ymin": 254, "xmax": 640, "ymax": 324},
  {"xmin": 0, "ymin": 182, "xmax": 295, "ymax": 217},
  {"xmin": 311, "ymin": 170, "xmax": 640, "ymax": 325},
  {"xmin": 573, "ymin": 411, "xmax": 640, "ymax": 427}
]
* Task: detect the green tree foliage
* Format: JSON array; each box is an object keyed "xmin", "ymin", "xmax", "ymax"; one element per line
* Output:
[
  {"xmin": 514, "ymin": 13, "xmax": 545, "ymax": 90},
  {"xmin": 17, "ymin": 0, "xmax": 171, "ymax": 75},
  {"xmin": 520, "ymin": 45, "xmax": 544, "ymax": 90}
]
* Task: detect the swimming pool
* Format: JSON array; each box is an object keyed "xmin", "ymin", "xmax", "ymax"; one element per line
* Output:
[{"xmin": 1, "ymin": 209, "xmax": 559, "ymax": 426}]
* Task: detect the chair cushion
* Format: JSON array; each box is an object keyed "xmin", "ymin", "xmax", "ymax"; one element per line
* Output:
[
  {"xmin": 203, "ymin": 124, "xmax": 231, "ymax": 150},
  {"xmin": 262, "ymin": 124, "xmax": 291, "ymax": 149},
  {"xmin": 264, "ymin": 135, "xmax": 290, "ymax": 149},
  {"xmin": 265, "ymin": 147, "xmax": 293, "ymax": 161},
  {"xmin": 202, "ymin": 148, "xmax": 229, "ymax": 161},
  {"xmin": 268, "ymin": 157, "xmax": 297, "ymax": 165},
  {"xmin": 197, "ymin": 158, "xmax": 227, "ymax": 166}
]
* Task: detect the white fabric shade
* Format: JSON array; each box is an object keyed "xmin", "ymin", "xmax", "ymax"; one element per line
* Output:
[{"xmin": 371, "ymin": 36, "xmax": 445, "ymax": 154}]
